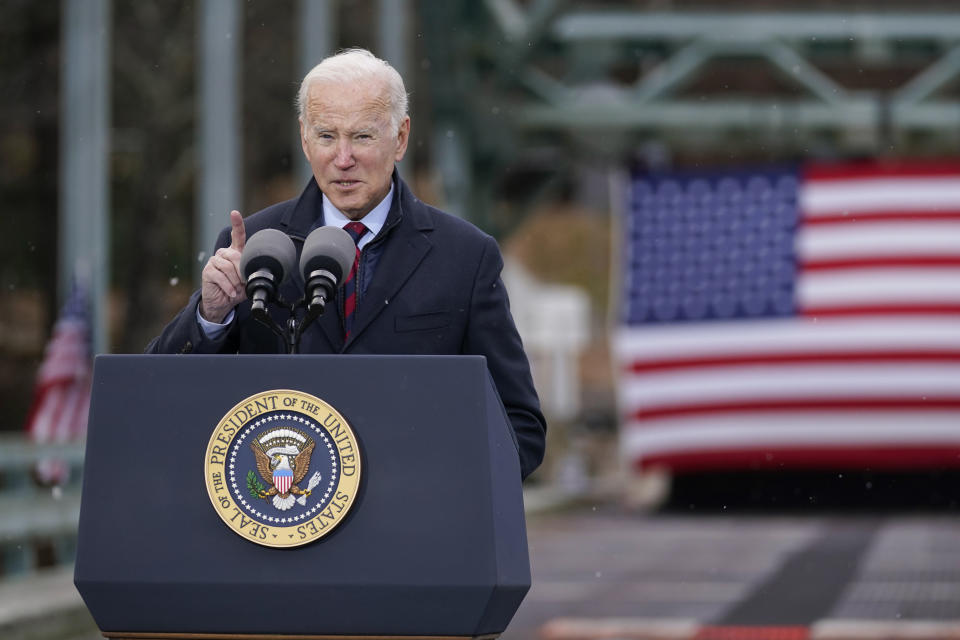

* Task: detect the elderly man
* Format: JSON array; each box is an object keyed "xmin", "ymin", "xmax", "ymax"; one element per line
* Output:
[{"xmin": 147, "ymin": 48, "xmax": 546, "ymax": 479}]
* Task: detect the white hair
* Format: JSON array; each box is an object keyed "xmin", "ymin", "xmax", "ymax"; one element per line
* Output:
[{"xmin": 296, "ymin": 48, "xmax": 409, "ymax": 133}]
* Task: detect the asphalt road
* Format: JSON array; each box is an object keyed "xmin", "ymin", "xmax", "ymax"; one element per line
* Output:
[{"xmin": 504, "ymin": 473, "xmax": 960, "ymax": 640}]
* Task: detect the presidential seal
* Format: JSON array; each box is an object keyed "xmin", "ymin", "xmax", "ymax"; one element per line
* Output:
[{"xmin": 204, "ymin": 390, "xmax": 361, "ymax": 548}]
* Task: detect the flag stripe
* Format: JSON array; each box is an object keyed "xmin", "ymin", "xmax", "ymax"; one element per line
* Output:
[
  {"xmin": 623, "ymin": 414, "xmax": 960, "ymax": 471},
  {"xmin": 801, "ymin": 177, "xmax": 960, "ymax": 214},
  {"xmin": 798, "ymin": 268, "xmax": 960, "ymax": 306},
  {"xmin": 632, "ymin": 446, "xmax": 960, "ymax": 473},
  {"xmin": 621, "ymin": 364, "xmax": 960, "ymax": 408},
  {"xmin": 802, "ymin": 256, "xmax": 960, "ymax": 271},
  {"xmin": 623, "ymin": 414, "xmax": 960, "ymax": 448},
  {"xmin": 630, "ymin": 397, "xmax": 960, "ymax": 423},
  {"xmin": 802, "ymin": 211, "xmax": 960, "ymax": 225},
  {"xmin": 799, "ymin": 305, "xmax": 960, "ymax": 318},
  {"xmin": 804, "ymin": 162, "xmax": 960, "ymax": 180},
  {"xmin": 798, "ymin": 222, "xmax": 960, "ymax": 259},
  {"xmin": 615, "ymin": 318, "xmax": 960, "ymax": 358},
  {"xmin": 625, "ymin": 350, "xmax": 960, "ymax": 374}
]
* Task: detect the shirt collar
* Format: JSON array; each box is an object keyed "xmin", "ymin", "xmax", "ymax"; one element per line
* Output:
[{"xmin": 321, "ymin": 184, "xmax": 394, "ymax": 248}]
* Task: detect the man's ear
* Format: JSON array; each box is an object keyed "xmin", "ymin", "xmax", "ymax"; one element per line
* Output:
[
  {"xmin": 394, "ymin": 116, "xmax": 411, "ymax": 162},
  {"xmin": 298, "ymin": 117, "xmax": 309, "ymax": 159}
]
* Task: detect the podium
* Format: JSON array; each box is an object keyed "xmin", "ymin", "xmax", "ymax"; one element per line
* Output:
[{"xmin": 74, "ymin": 354, "xmax": 530, "ymax": 639}]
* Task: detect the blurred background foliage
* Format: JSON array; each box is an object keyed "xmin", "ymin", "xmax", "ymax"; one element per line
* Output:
[{"xmin": 3, "ymin": 0, "xmax": 960, "ymax": 433}]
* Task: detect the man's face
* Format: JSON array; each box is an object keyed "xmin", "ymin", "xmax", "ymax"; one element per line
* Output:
[{"xmin": 299, "ymin": 78, "xmax": 409, "ymax": 220}]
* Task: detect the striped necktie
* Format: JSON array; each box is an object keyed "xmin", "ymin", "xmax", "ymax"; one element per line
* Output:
[{"xmin": 342, "ymin": 221, "xmax": 368, "ymax": 339}]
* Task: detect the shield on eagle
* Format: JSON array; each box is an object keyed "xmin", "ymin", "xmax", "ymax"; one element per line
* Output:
[{"xmin": 273, "ymin": 467, "xmax": 293, "ymax": 494}]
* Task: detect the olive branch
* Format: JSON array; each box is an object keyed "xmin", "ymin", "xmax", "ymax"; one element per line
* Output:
[{"xmin": 246, "ymin": 470, "xmax": 266, "ymax": 499}]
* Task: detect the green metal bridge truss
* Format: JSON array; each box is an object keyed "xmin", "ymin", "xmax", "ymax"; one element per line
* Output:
[{"xmin": 419, "ymin": 0, "xmax": 960, "ymax": 226}]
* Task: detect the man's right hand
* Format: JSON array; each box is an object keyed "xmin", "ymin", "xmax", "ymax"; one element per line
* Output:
[{"xmin": 199, "ymin": 210, "xmax": 247, "ymax": 323}]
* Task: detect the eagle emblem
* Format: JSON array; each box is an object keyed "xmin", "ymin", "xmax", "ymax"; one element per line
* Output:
[{"xmin": 249, "ymin": 427, "xmax": 322, "ymax": 511}]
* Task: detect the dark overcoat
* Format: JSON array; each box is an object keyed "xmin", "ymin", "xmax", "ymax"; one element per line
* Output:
[{"xmin": 147, "ymin": 174, "xmax": 546, "ymax": 478}]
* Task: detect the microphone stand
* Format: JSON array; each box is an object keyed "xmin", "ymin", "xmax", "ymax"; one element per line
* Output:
[
  {"xmin": 251, "ymin": 296, "xmax": 325, "ymax": 355},
  {"xmin": 247, "ymin": 268, "xmax": 339, "ymax": 354}
]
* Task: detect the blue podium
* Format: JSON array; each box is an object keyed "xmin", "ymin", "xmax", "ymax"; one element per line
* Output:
[{"xmin": 74, "ymin": 354, "xmax": 530, "ymax": 639}]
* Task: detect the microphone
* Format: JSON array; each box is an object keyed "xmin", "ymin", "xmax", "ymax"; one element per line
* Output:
[
  {"xmin": 299, "ymin": 226, "xmax": 356, "ymax": 316},
  {"xmin": 239, "ymin": 229, "xmax": 297, "ymax": 314}
]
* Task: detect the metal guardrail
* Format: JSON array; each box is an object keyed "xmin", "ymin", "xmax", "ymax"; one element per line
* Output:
[
  {"xmin": 0, "ymin": 435, "xmax": 85, "ymax": 576},
  {"xmin": 0, "ymin": 436, "xmax": 100, "ymax": 639}
]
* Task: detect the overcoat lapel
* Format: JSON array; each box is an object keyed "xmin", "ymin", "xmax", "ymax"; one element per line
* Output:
[
  {"xmin": 344, "ymin": 224, "xmax": 431, "ymax": 349},
  {"xmin": 343, "ymin": 177, "xmax": 434, "ymax": 350}
]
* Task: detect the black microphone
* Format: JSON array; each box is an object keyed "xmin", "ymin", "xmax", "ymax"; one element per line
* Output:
[
  {"xmin": 239, "ymin": 229, "xmax": 297, "ymax": 313},
  {"xmin": 299, "ymin": 226, "xmax": 356, "ymax": 316}
]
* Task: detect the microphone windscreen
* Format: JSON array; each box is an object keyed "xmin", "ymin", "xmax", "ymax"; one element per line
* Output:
[
  {"xmin": 300, "ymin": 226, "xmax": 356, "ymax": 283},
  {"xmin": 239, "ymin": 229, "xmax": 297, "ymax": 283}
]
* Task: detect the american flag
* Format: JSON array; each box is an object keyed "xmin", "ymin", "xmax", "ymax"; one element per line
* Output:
[
  {"xmin": 615, "ymin": 162, "xmax": 960, "ymax": 473},
  {"xmin": 24, "ymin": 280, "xmax": 92, "ymax": 482}
]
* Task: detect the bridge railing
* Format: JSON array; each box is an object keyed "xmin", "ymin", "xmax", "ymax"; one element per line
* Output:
[{"xmin": 0, "ymin": 435, "xmax": 85, "ymax": 576}]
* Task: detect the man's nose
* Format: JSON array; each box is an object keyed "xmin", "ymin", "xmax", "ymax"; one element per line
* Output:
[{"xmin": 334, "ymin": 140, "xmax": 354, "ymax": 168}]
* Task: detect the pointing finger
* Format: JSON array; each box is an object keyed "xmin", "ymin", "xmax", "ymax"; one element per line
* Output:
[{"xmin": 229, "ymin": 210, "xmax": 246, "ymax": 251}]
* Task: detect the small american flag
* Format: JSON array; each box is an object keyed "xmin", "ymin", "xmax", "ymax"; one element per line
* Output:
[
  {"xmin": 24, "ymin": 280, "xmax": 92, "ymax": 482},
  {"xmin": 615, "ymin": 162, "xmax": 960, "ymax": 473}
]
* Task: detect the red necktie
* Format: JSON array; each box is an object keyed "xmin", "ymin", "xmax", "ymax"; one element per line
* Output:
[{"xmin": 342, "ymin": 221, "xmax": 368, "ymax": 339}]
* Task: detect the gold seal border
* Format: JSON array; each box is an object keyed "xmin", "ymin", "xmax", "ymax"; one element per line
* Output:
[{"xmin": 204, "ymin": 389, "xmax": 362, "ymax": 548}]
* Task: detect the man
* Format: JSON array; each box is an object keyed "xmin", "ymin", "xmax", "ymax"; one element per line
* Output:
[{"xmin": 148, "ymin": 48, "xmax": 546, "ymax": 479}]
